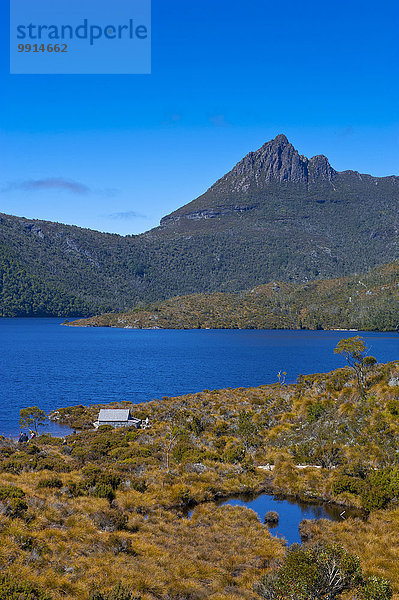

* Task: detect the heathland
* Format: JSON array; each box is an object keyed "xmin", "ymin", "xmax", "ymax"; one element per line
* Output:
[
  {"xmin": 1, "ymin": 352, "xmax": 398, "ymax": 599},
  {"xmin": 66, "ymin": 261, "xmax": 399, "ymax": 332}
]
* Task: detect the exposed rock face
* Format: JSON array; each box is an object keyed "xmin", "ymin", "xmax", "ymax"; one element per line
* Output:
[
  {"xmin": 308, "ymin": 155, "xmax": 336, "ymax": 182},
  {"xmin": 210, "ymin": 134, "xmax": 336, "ymax": 194},
  {"xmin": 160, "ymin": 205, "xmax": 257, "ymax": 225}
]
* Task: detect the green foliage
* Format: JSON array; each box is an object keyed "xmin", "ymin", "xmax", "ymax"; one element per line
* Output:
[
  {"xmin": 37, "ymin": 476, "xmax": 63, "ymax": 489},
  {"xmin": 332, "ymin": 475, "xmax": 365, "ymax": 496},
  {"xmin": 2, "ymin": 200, "xmax": 399, "ymax": 327},
  {"xmin": 386, "ymin": 399, "xmax": 399, "ymax": 416},
  {"xmin": 93, "ymin": 483, "xmax": 115, "ymax": 502},
  {"xmin": 0, "ymin": 484, "xmax": 25, "ymax": 500},
  {"xmin": 0, "ymin": 486, "xmax": 27, "ymax": 518},
  {"xmin": 19, "ymin": 406, "xmax": 46, "ymax": 433},
  {"xmin": 189, "ymin": 415, "xmax": 205, "ymax": 435},
  {"xmin": 222, "ymin": 444, "xmax": 246, "ymax": 464},
  {"xmin": 0, "ymin": 573, "xmax": 50, "ymax": 600},
  {"xmin": 69, "ymin": 261, "xmax": 399, "ymax": 333},
  {"xmin": 307, "ymin": 401, "xmax": 326, "ymax": 423},
  {"xmin": 361, "ymin": 469, "xmax": 399, "ymax": 512},
  {"xmin": 90, "ymin": 583, "xmax": 140, "ymax": 600},
  {"xmin": 82, "ymin": 466, "xmax": 121, "ymax": 491},
  {"xmin": 255, "ymin": 543, "xmax": 362, "ymax": 600},
  {"xmin": 130, "ymin": 478, "xmax": 147, "ymax": 493},
  {"xmin": 0, "ymin": 250, "xmax": 89, "ymax": 318},
  {"xmin": 359, "ymin": 576, "xmax": 393, "ymax": 600},
  {"xmin": 92, "ymin": 509, "xmax": 128, "ymax": 532},
  {"xmin": 334, "ymin": 337, "xmax": 376, "ymax": 396},
  {"xmin": 237, "ymin": 410, "xmax": 259, "ymax": 450}
]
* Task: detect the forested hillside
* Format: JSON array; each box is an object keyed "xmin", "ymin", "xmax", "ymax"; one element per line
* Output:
[
  {"xmin": 68, "ymin": 262, "xmax": 399, "ymax": 331},
  {"xmin": 1, "ymin": 135, "xmax": 398, "ymax": 317}
]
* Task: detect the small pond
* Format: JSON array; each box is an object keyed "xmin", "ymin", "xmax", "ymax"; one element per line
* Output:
[{"xmin": 189, "ymin": 492, "xmax": 365, "ymax": 545}]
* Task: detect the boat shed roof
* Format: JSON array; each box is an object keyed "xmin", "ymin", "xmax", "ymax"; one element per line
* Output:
[{"xmin": 98, "ymin": 409, "xmax": 132, "ymax": 422}]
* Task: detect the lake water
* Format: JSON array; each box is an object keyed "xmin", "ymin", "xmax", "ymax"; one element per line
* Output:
[
  {"xmin": 215, "ymin": 492, "xmax": 364, "ymax": 545},
  {"xmin": 0, "ymin": 318, "xmax": 398, "ymax": 436}
]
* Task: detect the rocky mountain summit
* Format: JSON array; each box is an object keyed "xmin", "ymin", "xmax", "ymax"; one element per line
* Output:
[
  {"xmin": 214, "ymin": 134, "xmax": 335, "ymax": 189},
  {"xmin": 160, "ymin": 134, "xmax": 398, "ymax": 228}
]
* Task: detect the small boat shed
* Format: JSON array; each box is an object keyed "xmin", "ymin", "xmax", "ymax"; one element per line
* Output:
[{"xmin": 94, "ymin": 409, "xmax": 141, "ymax": 429}]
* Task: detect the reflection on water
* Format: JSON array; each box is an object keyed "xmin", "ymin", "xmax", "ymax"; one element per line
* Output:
[{"xmin": 191, "ymin": 492, "xmax": 365, "ymax": 545}]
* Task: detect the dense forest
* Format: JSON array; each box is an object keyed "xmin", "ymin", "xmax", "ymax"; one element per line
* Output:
[
  {"xmin": 0, "ymin": 250, "xmax": 90, "ymax": 317},
  {"xmin": 68, "ymin": 261, "xmax": 399, "ymax": 331}
]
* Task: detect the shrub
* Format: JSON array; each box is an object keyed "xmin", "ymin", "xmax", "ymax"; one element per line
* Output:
[
  {"xmin": 93, "ymin": 483, "xmax": 115, "ymax": 502},
  {"xmin": 0, "ymin": 484, "xmax": 28, "ymax": 518},
  {"xmin": 83, "ymin": 466, "xmax": 121, "ymax": 491},
  {"xmin": 92, "ymin": 509, "xmax": 128, "ymax": 532},
  {"xmin": 361, "ymin": 469, "xmax": 398, "ymax": 512},
  {"xmin": 4, "ymin": 497, "xmax": 28, "ymax": 518},
  {"xmin": 333, "ymin": 475, "xmax": 365, "ymax": 496},
  {"xmin": 0, "ymin": 573, "xmax": 50, "ymax": 600},
  {"xmin": 222, "ymin": 444, "xmax": 245, "ymax": 464},
  {"xmin": 359, "ymin": 576, "xmax": 393, "ymax": 600},
  {"xmin": 37, "ymin": 476, "xmax": 63, "ymax": 489},
  {"xmin": 255, "ymin": 543, "xmax": 362, "ymax": 600},
  {"xmin": 313, "ymin": 444, "xmax": 344, "ymax": 468},
  {"xmin": 36, "ymin": 434, "xmax": 63, "ymax": 446},
  {"xmin": 66, "ymin": 481, "xmax": 85, "ymax": 497},
  {"xmin": 130, "ymin": 479, "xmax": 147, "ymax": 493},
  {"xmin": 36, "ymin": 455, "xmax": 71, "ymax": 472},
  {"xmin": 190, "ymin": 415, "xmax": 205, "ymax": 435},
  {"xmin": 108, "ymin": 535, "xmax": 138, "ymax": 556},
  {"xmin": 264, "ymin": 511, "xmax": 279, "ymax": 524},
  {"xmin": 169, "ymin": 484, "xmax": 192, "ymax": 507},
  {"xmin": 90, "ymin": 583, "xmax": 140, "ymax": 600},
  {"xmin": 307, "ymin": 401, "xmax": 326, "ymax": 423},
  {"xmin": 386, "ymin": 399, "xmax": 399, "ymax": 416},
  {"xmin": 0, "ymin": 485, "xmax": 25, "ymax": 500},
  {"xmin": 0, "ymin": 453, "xmax": 30, "ymax": 474}
]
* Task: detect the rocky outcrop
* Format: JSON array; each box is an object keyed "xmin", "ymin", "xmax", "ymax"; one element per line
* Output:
[
  {"xmin": 308, "ymin": 155, "xmax": 336, "ymax": 182},
  {"xmin": 160, "ymin": 204, "xmax": 258, "ymax": 225},
  {"xmin": 212, "ymin": 134, "xmax": 337, "ymax": 193}
]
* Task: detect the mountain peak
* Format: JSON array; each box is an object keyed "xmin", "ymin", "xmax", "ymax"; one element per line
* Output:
[
  {"xmin": 214, "ymin": 135, "xmax": 336, "ymax": 191},
  {"xmin": 308, "ymin": 154, "xmax": 335, "ymax": 182},
  {"xmin": 271, "ymin": 133, "xmax": 289, "ymax": 145}
]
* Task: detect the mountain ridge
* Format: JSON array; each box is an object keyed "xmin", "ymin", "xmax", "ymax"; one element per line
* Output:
[
  {"xmin": 160, "ymin": 134, "xmax": 398, "ymax": 226},
  {"xmin": 1, "ymin": 134, "xmax": 398, "ymax": 317}
]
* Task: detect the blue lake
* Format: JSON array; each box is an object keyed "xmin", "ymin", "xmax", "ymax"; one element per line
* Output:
[
  {"xmin": 215, "ymin": 492, "xmax": 363, "ymax": 545},
  {"xmin": 0, "ymin": 318, "xmax": 398, "ymax": 437}
]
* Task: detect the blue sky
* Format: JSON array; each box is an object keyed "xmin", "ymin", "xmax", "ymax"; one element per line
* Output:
[{"xmin": 0, "ymin": 0, "xmax": 398, "ymax": 235}]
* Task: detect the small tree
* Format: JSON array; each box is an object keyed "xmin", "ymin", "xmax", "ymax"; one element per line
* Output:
[
  {"xmin": 277, "ymin": 370, "xmax": 287, "ymax": 386},
  {"xmin": 19, "ymin": 406, "xmax": 46, "ymax": 434},
  {"xmin": 162, "ymin": 409, "xmax": 187, "ymax": 473},
  {"xmin": 237, "ymin": 410, "xmax": 259, "ymax": 453},
  {"xmin": 334, "ymin": 337, "xmax": 376, "ymax": 397}
]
